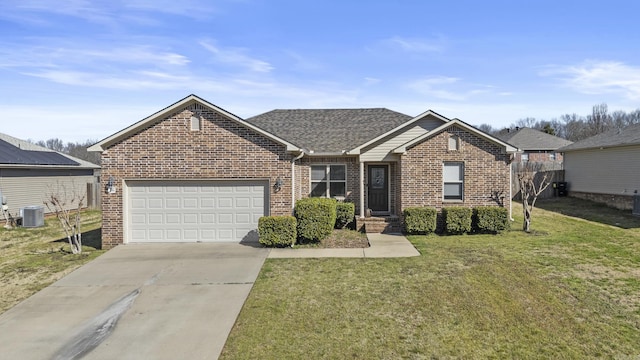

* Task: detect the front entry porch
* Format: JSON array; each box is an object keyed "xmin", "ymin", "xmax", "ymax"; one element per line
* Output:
[{"xmin": 357, "ymin": 162, "xmax": 399, "ymax": 233}]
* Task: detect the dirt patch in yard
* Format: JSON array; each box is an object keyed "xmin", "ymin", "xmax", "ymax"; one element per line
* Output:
[{"xmin": 299, "ymin": 229, "xmax": 370, "ymax": 248}]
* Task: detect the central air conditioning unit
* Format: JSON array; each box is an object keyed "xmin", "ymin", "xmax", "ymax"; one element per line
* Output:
[
  {"xmin": 633, "ymin": 194, "xmax": 640, "ymax": 217},
  {"xmin": 22, "ymin": 205, "xmax": 45, "ymax": 228}
]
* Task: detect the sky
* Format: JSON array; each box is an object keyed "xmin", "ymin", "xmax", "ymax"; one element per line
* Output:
[{"xmin": 1, "ymin": 0, "xmax": 640, "ymax": 143}]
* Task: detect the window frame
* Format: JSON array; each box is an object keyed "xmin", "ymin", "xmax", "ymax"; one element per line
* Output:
[
  {"xmin": 443, "ymin": 162, "xmax": 464, "ymax": 201},
  {"xmin": 309, "ymin": 164, "xmax": 347, "ymax": 199}
]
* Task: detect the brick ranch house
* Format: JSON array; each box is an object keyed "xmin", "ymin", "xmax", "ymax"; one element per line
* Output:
[{"xmin": 89, "ymin": 94, "xmax": 517, "ymax": 248}]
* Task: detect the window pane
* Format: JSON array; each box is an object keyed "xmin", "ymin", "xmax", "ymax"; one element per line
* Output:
[
  {"xmin": 330, "ymin": 182, "xmax": 346, "ymax": 197},
  {"xmin": 444, "ymin": 183, "xmax": 462, "ymax": 199},
  {"xmin": 311, "ymin": 166, "xmax": 327, "ymax": 181},
  {"xmin": 443, "ymin": 163, "xmax": 462, "ymax": 181},
  {"xmin": 310, "ymin": 182, "xmax": 327, "ymax": 197},
  {"xmin": 330, "ymin": 165, "xmax": 346, "ymax": 180}
]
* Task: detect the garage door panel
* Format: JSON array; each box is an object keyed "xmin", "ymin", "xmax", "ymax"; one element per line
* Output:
[
  {"xmin": 218, "ymin": 197, "xmax": 233, "ymax": 208},
  {"xmin": 128, "ymin": 181, "xmax": 266, "ymax": 243}
]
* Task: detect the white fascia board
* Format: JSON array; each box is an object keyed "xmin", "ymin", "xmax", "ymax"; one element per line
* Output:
[
  {"xmin": 345, "ymin": 110, "xmax": 450, "ymax": 155},
  {"xmin": 88, "ymin": 94, "xmax": 301, "ymax": 153},
  {"xmin": 393, "ymin": 119, "xmax": 519, "ymax": 154}
]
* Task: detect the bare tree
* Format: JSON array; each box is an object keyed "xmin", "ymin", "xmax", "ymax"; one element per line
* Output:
[
  {"xmin": 44, "ymin": 183, "xmax": 86, "ymax": 254},
  {"xmin": 516, "ymin": 162, "xmax": 552, "ymax": 232}
]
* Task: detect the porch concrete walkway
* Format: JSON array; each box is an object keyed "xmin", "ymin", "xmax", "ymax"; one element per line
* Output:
[{"xmin": 267, "ymin": 233, "xmax": 420, "ymax": 259}]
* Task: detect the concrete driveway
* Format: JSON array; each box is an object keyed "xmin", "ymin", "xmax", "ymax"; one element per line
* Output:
[{"xmin": 0, "ymin": 243, "xmax": 269, "ymax": 360}]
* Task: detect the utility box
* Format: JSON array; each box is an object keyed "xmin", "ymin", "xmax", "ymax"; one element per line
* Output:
[
  {"xmin": 22, "ymin": 205, "xmax": 45, "ymax": 228},
  {"xmin": 553, "ymin": 182, "xmax": 568, "ymax": 197}
]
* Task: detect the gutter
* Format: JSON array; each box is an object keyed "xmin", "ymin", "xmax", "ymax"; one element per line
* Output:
[{"xmin": 291, "ymin": 151, "xmax": 305, "ymax": 212}]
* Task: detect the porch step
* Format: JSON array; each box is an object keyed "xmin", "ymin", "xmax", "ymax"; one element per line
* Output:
[{"xmin": 364, "ymin": 216, "xmax": 402, "ymax": 234}]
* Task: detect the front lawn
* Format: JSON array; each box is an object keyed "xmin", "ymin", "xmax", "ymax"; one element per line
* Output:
[
  {"xmin": 0, "ymin": 210, "xmax": 104, "ymax": 314},
  {"xmin": 220, "ymin": 199, "xmax": 640, "ymax": 359}
]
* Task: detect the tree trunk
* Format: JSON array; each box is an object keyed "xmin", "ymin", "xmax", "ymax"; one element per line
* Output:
[{"xmin": 523, "ymin": 205, "xmax": 532, "ymax": 232}]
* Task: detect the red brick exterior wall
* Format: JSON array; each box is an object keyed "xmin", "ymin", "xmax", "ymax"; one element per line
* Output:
[
  {"xmin": 515, "ymin": 151, "xmax": 564, "ymax": 163},
  {"xmin": 296, "ymin": 156, "xmax": 360, "ymax": 212},
  {"xmin": 100, "ymin": 104, "xmax": 293, "ymax": 248},
  {"xmin": 400, "ymin": 125, "xmax": 511, "ymax": 213}
]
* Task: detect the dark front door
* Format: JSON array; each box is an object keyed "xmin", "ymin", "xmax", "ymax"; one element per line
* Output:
[{"xmin": 368, "ymin": 165, "xmax": 389, "ymax": 212}]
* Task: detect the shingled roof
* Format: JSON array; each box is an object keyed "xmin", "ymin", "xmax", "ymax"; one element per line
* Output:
[
  {"xmin": 0, "ymin": 132, "xmax": 98, "ymax": 168},
  {"xmin": 559, "ymin": 122, "xmax": 640, "ymax": 152},
  {"xmin": 246, "ymin": 108, "xmax": 413, "ymax": 153},
  {"xmin": 496, "ymin": 127, "xmax": 572, "ymax": 151}
]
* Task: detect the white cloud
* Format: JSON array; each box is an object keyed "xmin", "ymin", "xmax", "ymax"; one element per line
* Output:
[
  {"xmin": 541, "ymin": 60, "xmax": 640, "ymax": 100},
  {"xmin": 406, "ymin": 76, "xmax": 499, "ymax": 102},
  {"xmin": 200, "ymin": 40, "xmax": 273, "ymax": 73},
  {"xmin": 383, "ymin": 36, "xmax": 445, "ymax": 53}
]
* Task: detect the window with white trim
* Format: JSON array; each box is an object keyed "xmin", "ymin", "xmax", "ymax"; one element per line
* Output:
[
  {"xmin": 310, "ymin": 164, "xmax": 346, "ymax": 198},
  {"xmin": 443, "ymin": 162, "xmax": 464, "ymax": 200},
  {"xmin": 521, "ymin": 152, "xmax": 529, "ymax": 162}
]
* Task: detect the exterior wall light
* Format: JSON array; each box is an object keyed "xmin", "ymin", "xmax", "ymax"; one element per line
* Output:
[
  {"xmin": 274, "ymin": 177, "xmax": 284, "ymax": 192},
  {"xmin": 106, "ymin": 176, "xmax": 117, "ymax": 194}
]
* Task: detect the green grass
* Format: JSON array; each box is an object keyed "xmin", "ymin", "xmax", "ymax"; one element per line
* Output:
[
  {"xmin": 0, "ymin": 209, "xmax": 104, "ymax": 314},
  {"xmin": 220, "ymin": 199, "xmax": 640, "ymax": 359}
]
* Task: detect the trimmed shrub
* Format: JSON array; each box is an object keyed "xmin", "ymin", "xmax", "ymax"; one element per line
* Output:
[
  {"xmin": 403, "ymin": 207, "xmax": 437, "ymax": 234},
  {"xmin": 473, "ymin": 206, "xmax": 510, "ymax": 234},
  {"xmin": 258, "ymin": 216, "xmax": 297, "ymax": 247},
  {"xmin": 443, "ymin": 206, "xmax": 473, "ymax": 235},
  {"xmin": 335, "ymin": 202, "xmax": 355, "ymax": 229},
  {"xmin": 295, "ymin": 198, "xmax": 337, "ymax": 243}
]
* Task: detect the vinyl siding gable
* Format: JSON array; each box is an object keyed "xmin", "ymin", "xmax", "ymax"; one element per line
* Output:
[{"xmin": 360, "ymin": 116, "xmax": 444, "ymax": 162}]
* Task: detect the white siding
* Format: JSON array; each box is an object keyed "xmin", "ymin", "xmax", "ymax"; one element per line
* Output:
[
  {"xmin": 564, "ymin": 145, "xmax": 640, "ymax": 195},
  {"xmin": 0, "ymin": 169, "xmax": 94, "ymax": 215},
  {"xmin": 360, "ymin": 117, "xmax": 444, "ymax": 162}
]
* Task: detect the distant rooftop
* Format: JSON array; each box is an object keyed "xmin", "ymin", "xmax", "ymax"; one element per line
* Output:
[
  {"xmin": 559, "ymin": 122, "xmax": 640, "ymax": 152},
  {"xmin": 496, "ymin": 127, "xmax": 572, "ymax": 151},
  {"xmin": 0, "ymin": 132, "xmax": 98, "ymax": 168}
]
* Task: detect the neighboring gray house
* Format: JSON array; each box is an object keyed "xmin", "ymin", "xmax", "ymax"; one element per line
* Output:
[
  {"xmin": 0, "ymin": 132, "xmax": 100, "ymax": 217},
  {"xmin": 558, "ymin": 123, "xmax": 640, "ymax": 210},
  {"xmin": 496, "ymin": 127, "xmax": 573, "ymax": 165}
]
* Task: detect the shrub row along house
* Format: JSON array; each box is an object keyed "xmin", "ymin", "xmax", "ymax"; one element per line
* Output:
[{"xmin": 89, "ymin": 94, "xmax": 517, "ymax": 248}]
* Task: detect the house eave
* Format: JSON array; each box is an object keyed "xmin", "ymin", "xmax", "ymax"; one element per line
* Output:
[
  {"xmin": 89, "ymin": 94, "xmax": 301, "ymax": 153},
  {"xmin": 393, "ymin": 119, "xmax": 519, "ymax": 154},
  {"xmin": 346, "ymin": 109, "xmax": 450, "ymax": 154}
]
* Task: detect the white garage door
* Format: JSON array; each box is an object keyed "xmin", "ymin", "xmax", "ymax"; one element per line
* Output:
[{"xmin": 127, "ymin": 180, "xmax": 267, "ymax": 243}]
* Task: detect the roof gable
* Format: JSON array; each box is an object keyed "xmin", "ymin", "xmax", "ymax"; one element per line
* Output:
[
  {"xmin": 496, "ymin": 127, "xmax": 572, "ymax": 150},
  {"xmin": 346, "ymin": 109, "xmax": 450, "ymax": 155},
  {"xmin": 246, "ymin": 108, "xmax": 412, "ymax": 154},
  {"xmin": 394, "ymin": 119, "xmax": 518, "ymax": 154},
  {"xmin": 89, "ymin": 94, "xmax": 301, "ymax": 152},
  {"xmin": 559, "ymin": 122, "xmax": 640, "ymax": 151}
]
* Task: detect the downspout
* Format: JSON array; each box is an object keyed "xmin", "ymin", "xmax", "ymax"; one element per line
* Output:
[
  {"xmin": 509, "ymin": 154, "xmax": 514, "ymax": 221},
  {"xmin": 291, "ymin": 151, "xmax": 305, "ymax": 213}
]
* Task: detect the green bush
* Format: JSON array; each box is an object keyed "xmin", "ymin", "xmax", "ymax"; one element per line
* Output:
[
  {"xmin": 473, "ymin": 206, "xmax": 510, "ymax": 234},
  {"xmin": 335, "ymin": 202, "xmax": 355, "ymax": 229},
  {"xmin": 258, "ymin": 216, "xmax": 297, "ymax": 247},
  {"xmin": 403, "ymin": 207, "xmax": 437, "ymax": 234},
  {"xmin": 295, "ymin": 198, "xmax": 337, "ymax": 243},
  {"xmin": 443, "ymin": 206, "xmax": 472, "ymax": 235}
]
